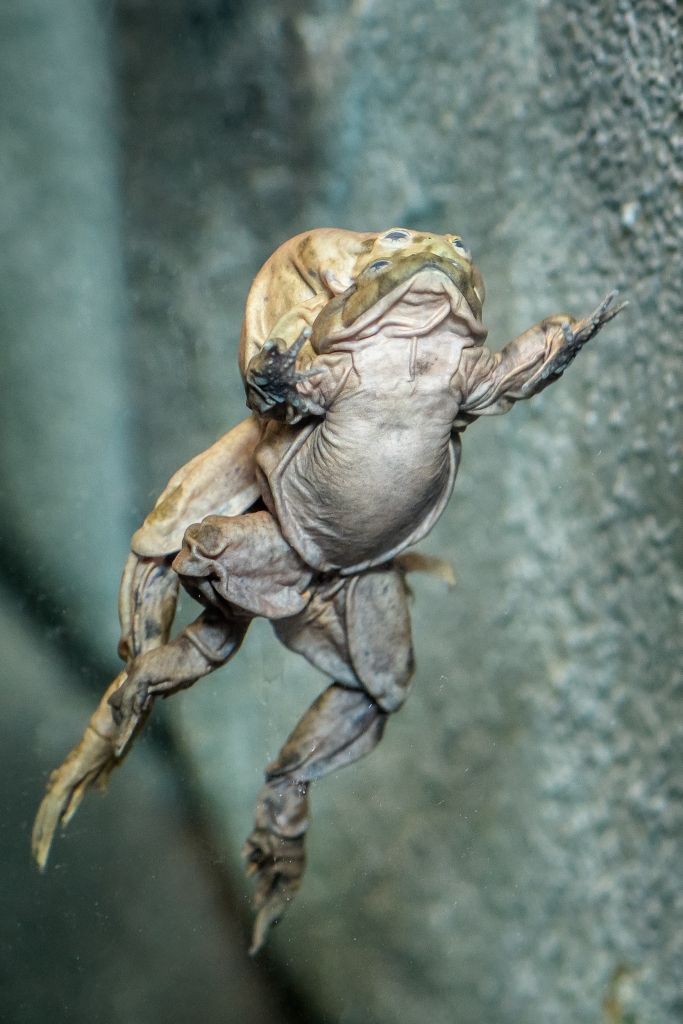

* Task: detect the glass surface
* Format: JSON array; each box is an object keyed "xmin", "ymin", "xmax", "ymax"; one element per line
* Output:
[{"xmin": 1, "ymin": 2, "xmax": 681, "ymax": 1022}]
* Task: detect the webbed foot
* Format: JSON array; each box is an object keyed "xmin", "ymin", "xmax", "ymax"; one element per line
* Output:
[
  {"xmin": 32, "ymin": 673, "xmax": 128, "ymax": 871},
  {"xmin": 242, "ymin": 828, "xmax": 306, "ymax": 955}
]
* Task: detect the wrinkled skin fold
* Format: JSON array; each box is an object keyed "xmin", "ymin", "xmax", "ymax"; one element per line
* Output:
[{"xmin": 32, "ymin": 227, "xmax": 625, "ymax": 952}]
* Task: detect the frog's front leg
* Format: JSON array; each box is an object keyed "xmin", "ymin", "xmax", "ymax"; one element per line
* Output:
[
  {"xmin": 457, "ymin": 290, "xmax": 627, "ymax": 419},
  {"xmin": 522, "ymin": 290, "xmax": 627, "ymax": 393},
  {"xmin": 245, "ymin": 327, "xmax": 325, "ymax": 423}
]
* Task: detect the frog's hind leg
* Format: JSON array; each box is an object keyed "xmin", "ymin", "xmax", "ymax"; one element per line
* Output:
[
  {"xmin": 243, "ymin": 683, "xmax": 389, "ymax": 953},
  {"xmin": 32, "ymin": 600, "xmax": 249, "ymax": 870},
  {"xmin": 245, "ymin": 565, "xmax": 414, "ymax": 953},
  {"xmin": 117, "ymin": 551, "xmax": 180, "ymax": 662},
  {"xmin": 33, "ymin": 416, "xmax": 263, "ymax": 869},
  {"xmin": 32, "ymin": 553, "xmax": 179, "ymax": 870}
]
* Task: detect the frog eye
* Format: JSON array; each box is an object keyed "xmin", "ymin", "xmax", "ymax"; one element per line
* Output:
[
  {"xmin": 451, "ymin": 238, "xmax": 471, "ymax": 259},
  {"xmin": 366, "ymin": 259, "xmax": 391, "ymax": 274},
  {"xmin": 381, "ymin": 229, "xmax": 411, "ymax": 243}
]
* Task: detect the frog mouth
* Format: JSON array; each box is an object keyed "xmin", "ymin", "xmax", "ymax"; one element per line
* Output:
[{"xmin": 311, "ymin": 252, "xmax": 488, "ymax": 353}]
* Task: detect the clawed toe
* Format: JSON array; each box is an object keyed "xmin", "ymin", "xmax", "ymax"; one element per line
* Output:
[{"xmin": 573, "ymin": 290, "xmax": 628, "ymax": 345}]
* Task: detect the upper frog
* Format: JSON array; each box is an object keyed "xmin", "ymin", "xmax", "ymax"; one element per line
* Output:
[
  {"xmin": 238, "ymin": 227, "xmax": 485, "ymax": 374},
  {"xmin": 244, "ymin": 226, "xmax": 612, "ymax": 578},
  {"xmin": 128, "ymin": 227, "xmax": 621, "ymax": 572}
]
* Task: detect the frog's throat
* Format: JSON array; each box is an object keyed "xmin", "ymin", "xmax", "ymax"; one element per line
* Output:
[{"xmin": 311, "ymin": 262, "xmax": 488, "ymax": 353}]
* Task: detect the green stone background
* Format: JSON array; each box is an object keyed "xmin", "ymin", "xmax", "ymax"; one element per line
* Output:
[{"xmin": 1, "ymin": 2, "xmax": 682, "ymax": 1022}]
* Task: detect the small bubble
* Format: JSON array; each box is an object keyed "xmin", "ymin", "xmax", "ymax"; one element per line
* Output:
[{"xmin": 620, "ymin": 201, "xmax": 640, "ymax": 229}]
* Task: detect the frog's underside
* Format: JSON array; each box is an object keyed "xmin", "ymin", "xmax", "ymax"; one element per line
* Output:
[{"xmin": 33, "ymin": 227, "xmax": 624, "ymax": 953}]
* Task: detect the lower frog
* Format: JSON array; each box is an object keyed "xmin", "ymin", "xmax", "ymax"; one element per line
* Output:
[{"xmin": 33, "ymin": 227, "xmax": 625, "ymax": 953}]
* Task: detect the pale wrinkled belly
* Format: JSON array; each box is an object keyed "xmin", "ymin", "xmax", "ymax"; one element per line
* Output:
[{"xmin": 273, "ymin": 418, "xmax": 456, "ymax": 572}]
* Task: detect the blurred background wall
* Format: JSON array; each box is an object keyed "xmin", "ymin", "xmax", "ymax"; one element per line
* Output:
[
  {"xmin": 1, "ymin": 1, "xmax": 682, "ymax": 1022},
  {"xmin": 0, "ymin": 0, "xmax": 132, "ymax": 661}
]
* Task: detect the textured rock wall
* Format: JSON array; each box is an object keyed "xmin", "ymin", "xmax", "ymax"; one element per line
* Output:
[{"xmin": 499, "ymin": 3, "xmax": 683, "ymax": 1019}]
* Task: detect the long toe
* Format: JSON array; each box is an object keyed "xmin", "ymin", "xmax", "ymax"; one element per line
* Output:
[{"xmin": 31, "ymin": 726, "xmax": 115, "ymax": 870}]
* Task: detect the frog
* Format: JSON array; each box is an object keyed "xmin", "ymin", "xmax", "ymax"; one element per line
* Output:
[{"xmin": 32, "ymin": 226, "xmax": 625, "ymax": 953}]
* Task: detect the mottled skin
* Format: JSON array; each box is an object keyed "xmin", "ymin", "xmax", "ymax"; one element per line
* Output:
[{"xmin": 33, "ymin": 227, "xmax": 624, "ymax": 953}]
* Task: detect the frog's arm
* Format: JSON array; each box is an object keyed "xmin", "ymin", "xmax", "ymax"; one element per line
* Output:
[{"xmin": 455, "ymin": 292, "xmax": 625, "ymax": 418}]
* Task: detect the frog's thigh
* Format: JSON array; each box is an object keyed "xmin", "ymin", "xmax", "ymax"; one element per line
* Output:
[
  {"xmin": 346, "ymin": 568, "xmax": 414, "ymax": 712},
  {"xmin": 273, "ymin": 584, "xmax": 358, "ymax": 687},
  {"xmin": 173, "ymin": 510, "xmax": 313, "ymax": 620},
  {"xmin": 274, "ymin": 570, "xmax": 415, "ymax": 708}
]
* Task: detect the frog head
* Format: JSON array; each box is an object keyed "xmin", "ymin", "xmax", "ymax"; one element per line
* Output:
[{"xmin": 310, "ymin": 228, "xmax": 487, "ymax": 353}]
